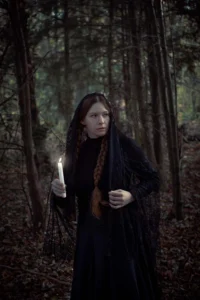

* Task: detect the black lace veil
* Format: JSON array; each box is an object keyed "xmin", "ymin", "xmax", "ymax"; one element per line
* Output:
[{"xmin": 43, "ymin": 93, "xmax": 161, "ymax": 273}]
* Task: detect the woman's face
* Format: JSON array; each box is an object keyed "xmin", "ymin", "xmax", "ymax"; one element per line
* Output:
[{"xmin": 81, "ymin": 102, "xmax": 110, "ymax": 138}]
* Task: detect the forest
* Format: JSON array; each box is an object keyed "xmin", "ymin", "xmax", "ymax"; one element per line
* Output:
[{"xmin": 0, "ymin": 0, "xmax": 200, "ymax": 299}]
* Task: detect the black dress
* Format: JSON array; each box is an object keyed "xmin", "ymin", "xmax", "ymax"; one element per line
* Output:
[
  {"xmin": 71, "ymin": 136, "xmax": 111, "ymax": 300},
  {"xmin": 69, "ymin": 135, "xmax": 160, "ymax": 300}
]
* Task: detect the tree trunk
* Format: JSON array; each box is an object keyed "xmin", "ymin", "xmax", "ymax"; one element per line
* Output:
[
  {"xmin": 148, "ymin": 0, "xmax": 183, "ymax": 220},
  {"xmin": 108, "ymin": 0, "xmax": 114, "ymax": 102},
  {"xmin": 129, "ymin": 0, "xmax": 156, "ymax": 162},
  {"xmin": 148, "ymin": 1, "xmax": 174, "ymax": 176},
  {"xmin": 14, "ymin": 2, "xmax": 50, "ymax": 177},
  {"xmin": 61, "ymin": 0, "xmax": 74, "ymax": 128},
  {"xmin": 55, "ymin": 0, "xmax": 62, "ymax": 107},
  {"xmin": 22, "ymin": 6, "xmax": 49, "ymax": 177},
  {"xmin": 145, "ymin": 5, "xmax": 162, "ymax": 167},
  {"xmin": 8, "ymin": 0, "xmax": 44, "ymax": 231},
  {"xmin": 121, "ymin": 2, "xmax": 135, "ymax": 137},
  {"xmin": 156, "ymin": 0, "xmax": 183, "ymax": 220}
]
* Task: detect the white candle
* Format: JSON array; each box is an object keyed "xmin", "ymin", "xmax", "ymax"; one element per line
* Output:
[{"xmin": 58, "ymin": 157, "xmax": 66, "ymax": 198}]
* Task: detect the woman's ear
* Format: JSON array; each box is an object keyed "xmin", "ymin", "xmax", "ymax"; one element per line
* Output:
[{"xmin": 80, "ymin": 120, "xmax": 85, "ymax": 125}]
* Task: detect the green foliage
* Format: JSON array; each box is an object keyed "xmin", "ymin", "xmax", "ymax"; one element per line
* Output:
[
  {"xmin": 0, "ymin": 0, "xmax": 200, "ymax": 132},
  {"xmin": 177, "ymin": 65, "xmax": 200, "ymax": 124}
]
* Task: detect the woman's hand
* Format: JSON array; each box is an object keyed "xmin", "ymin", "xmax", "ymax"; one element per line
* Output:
[
  {"xmin": 108, "ymin": 189, "xmax": 134, "ymax": 209},
  {"xmin": 51, "ymin": 178, "xmax": 67, "ymax": 198}
]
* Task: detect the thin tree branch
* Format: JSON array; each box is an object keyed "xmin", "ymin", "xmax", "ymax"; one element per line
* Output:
[
  {"xmin": 0, "ymin": 265, "xmax": 70, "ymax": 286},
  {"xmin": 0, "ymin": 147, "xmax": 22, "ymax": 151},
  {"xmin": 0, "ymin": 51, "xmax": 51, "ymax": 107},
  {"xmin": 0, "ymin": 140, "xmax": 23, "ymax": 148},
  {"xmin": 0, "ymin": 41, "xmax": 11, "ymax": 68},
  {"xmin": 0, "ymin": 94, "xmax": 17, "ymax": 107}
]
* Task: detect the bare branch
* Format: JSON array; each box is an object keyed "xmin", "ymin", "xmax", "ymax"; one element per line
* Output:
[
  {"xmin": 0, "ymin": 41, "xmax": 11, "ymax": 68},
  {"xmin": 0, "ymin": 265, "xmax": 70, "ymax": 286},
  {"xmin": 0, "ymin": 140, "xmax": 23, "ymax": 148}
]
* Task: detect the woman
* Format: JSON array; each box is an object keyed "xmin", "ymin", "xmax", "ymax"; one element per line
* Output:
[{"xmin": 46, "ymin": 93, "xmax": 161, "ymax": 300}]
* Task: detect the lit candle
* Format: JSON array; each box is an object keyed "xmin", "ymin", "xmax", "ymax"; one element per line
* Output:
[{"xmin": 58, "ymin": 157, "xmax": 66, "ymax": 198}]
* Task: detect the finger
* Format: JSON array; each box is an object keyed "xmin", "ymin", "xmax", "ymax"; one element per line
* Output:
[
  {"xmin": 52, "ymin": 178, "xmax": 66, "ymax": 186},
  {"xmin": 58, "ymin": 193, "xmax": 67, "ymax": 198},
  {"xmin": 109, "ymin": 195, "xmax": 122, "ymax": 201},
  {"xmin": 109, "ymin": 197, "xmax": 122, "ymax": 203},
  {"xmin": 52, "ymin": 180, "xmax": 65, "ymax": 188},
  {"xmin": 108, "ymin": 192, "xmax": 121, "ymax": 198},
  {"xmin": 109, "ymin": 190, "xmax": 121, "ymax": 195},
  {"xmin": 53, "ymin": 188, "xmax": 65, "ymax": 195},
  {"xmin": 54, "ymin": 183, "xmax": 65, "ymax": 190},
  {"xmin": 110, "ymin": 203, "xmax": 122, "ymax": 209},
  {"xmin": 53, "ymin": 190, "xmax": 64, "ymax": 198},
  {"xmin": 52, "ymin": 186, "xmax": 65, "ymax": 194},
  {"xmin": 52, "ymin": 178, "xmax": 62, "ymax": 184},
  {"xmin": 52, "ymin": 185, "xmax": 66, "ymax": 194},
  {"xmin": 109, "ymin": 189, "xmax": 122, "ymax": 193},
  {"xmin": 109, "ymin": 199, "xmax": 122, "ymax": 206},
  {"xmin": 52, "ymin": 181, "xmax": 65, "ymax": 189}
]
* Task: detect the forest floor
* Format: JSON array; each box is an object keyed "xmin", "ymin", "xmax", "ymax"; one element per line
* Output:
[{"xmin": 0, "ymin": 140, "xmax": 200, "ymax": 300}]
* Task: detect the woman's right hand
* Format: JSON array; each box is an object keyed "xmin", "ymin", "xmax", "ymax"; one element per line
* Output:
[{"xmin": 51, "ymin": 178, "xmax": 67, "ymax": 197}]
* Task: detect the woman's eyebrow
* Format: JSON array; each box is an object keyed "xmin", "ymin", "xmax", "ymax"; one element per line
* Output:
[{"xmin": 89, "ymin": 110, "xmax": 109, "ymax": 114}]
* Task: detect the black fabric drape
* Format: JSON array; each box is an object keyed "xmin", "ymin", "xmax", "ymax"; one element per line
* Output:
[{"xmin": 43, "ymin": 93, "xmax": 161, "ymax": 299}]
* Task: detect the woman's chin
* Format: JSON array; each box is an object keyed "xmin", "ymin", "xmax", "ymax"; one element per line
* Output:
[
  {"xmin": 88, "ymin": 130, "xmax": 107, "ymax": 138},
  {"xmin": 96, "ymin": 131, "xmax": 107, "ymax": 137}
]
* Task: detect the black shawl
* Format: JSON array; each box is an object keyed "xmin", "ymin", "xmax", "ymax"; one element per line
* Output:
[{"xmin": 43, "ymin": 93, "xmax": 160, "ymax": 271}]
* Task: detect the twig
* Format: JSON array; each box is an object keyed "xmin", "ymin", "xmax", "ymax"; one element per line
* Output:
[
  {"xmin": 0, "ymin": 147, "xmax": 22, "ymax": 151},
  {"xmin": 0, "ymin": 140, "xmax": 23, "ymax": 148},
  {"xmin": 0, "ymin": 264, "xmax": 70, "ymax": 286},
  {"xmin": 0, "ymin": 51, "xmax": 51, "ymax": 108},
  {"xmin": 0, "ymin": 94, "xmax": 17, "ymax": 107}
]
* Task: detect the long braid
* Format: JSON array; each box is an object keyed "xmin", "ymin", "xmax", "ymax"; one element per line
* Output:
[
  {"xmin": 75, "ymin": 128, "xmax": 109, "ymax": 219},
  {"xmin": 94, "ymin": 137, "xmax": 107, "ymax": 185},
  {"xmin": 91, "ymin": 137, "xmax": 109, "ymax": 219}
]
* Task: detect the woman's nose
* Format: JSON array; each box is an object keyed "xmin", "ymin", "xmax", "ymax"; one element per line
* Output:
[{"xmin": 98, "ymin": 115, "xmax": 104, "ymax": 123}]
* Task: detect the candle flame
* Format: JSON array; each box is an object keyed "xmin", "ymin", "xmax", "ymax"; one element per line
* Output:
[{"xmin": 59, "ymin": 157, "xmax": 62, "ymax": 163}]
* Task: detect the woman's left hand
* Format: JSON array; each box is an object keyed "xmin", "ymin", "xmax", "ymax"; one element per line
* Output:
[{"xmin": 108, "ymin": 189, "xmax": 134, "ymax": 209}]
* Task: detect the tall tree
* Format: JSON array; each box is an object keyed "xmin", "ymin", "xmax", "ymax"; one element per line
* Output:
[
  {"xmin": 145, "ymin": 2, "xmax": 162, "ymax": 167},
  {"xmin": 23, "ymin": 3, "xmax": 49, "ymax": 176},
  {"xmin": 121, "ymin": 2, "xmax": 136, "ymax": 138},
  {"xmin": 62, "ymin": 0, "xmax": 74, "ymax": 128},
  {"xmin": 148, "ymin": 0, "xmax": 183, "ymax": 219},
  {"xmin": 108, "ymin": 0, "xmax": 114, "ymax": 102},
  {"xmin": 156, "ymin": 0, "xmax": 182, "ymax": 219},
  {"xmin": 128, "ymin": 0, "xmax": 156, "ymax": 163},
  {"xmin": 8, "ymin": 0, "xmax": 44, "ymax": 231}
]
